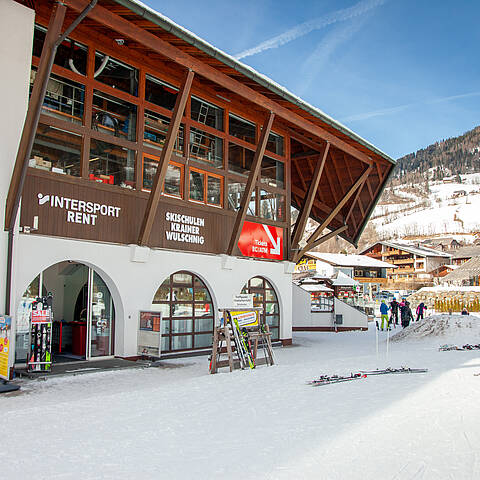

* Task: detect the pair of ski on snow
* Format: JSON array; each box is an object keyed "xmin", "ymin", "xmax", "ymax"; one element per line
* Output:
[
  {"xmin": 439, "ymin": 344, "xmax": 480, "ymax": 351},
  {"xmin": 308, "ymin": 367, "xmax": 428, "ymax": 386}
]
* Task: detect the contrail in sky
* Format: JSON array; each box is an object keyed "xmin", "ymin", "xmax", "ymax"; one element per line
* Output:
[
  {"xmin": 341, "ymin": 91, "xmax": 480, "ymax": 122},
  {"xmin": 234, "ymin": 0, "xmax": 387, "ymax": 60},
  {"xmin": 298, "ymin": 16, "xmax": 367, "ymax": 95}
]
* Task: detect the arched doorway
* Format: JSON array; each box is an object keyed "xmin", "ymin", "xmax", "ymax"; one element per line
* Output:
[
  {"xmin": 152, "ymin": 271, "xmax": 214, "ymax": 353},
  {"xmin": 16, "ymin": 261, "xmax": 115, "ymax": 364},
  {"xmin": 241, "ymin": 277, "xmax": 280, "ymax": 341}
]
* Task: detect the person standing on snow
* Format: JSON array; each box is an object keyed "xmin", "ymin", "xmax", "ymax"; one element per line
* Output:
[
  {"xmin": 380, "ymin": 300, "xmax": 390, "ymax": 331},
  {"xmin": 416, "ymin": 302, "xmax": 427, "ymax": 322},
  {"xmin": 390, "ymin": 298, "xmax": 399, "ymax": 325},
  {"xmin": 400, "ymin": 300, "xmax": 414, "ymax": 328}
]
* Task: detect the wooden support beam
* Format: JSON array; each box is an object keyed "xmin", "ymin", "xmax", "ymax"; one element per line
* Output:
[
  {"xmin": 303, "ymin": 166, "xmax": 372, "ymax": 250},
  {"xmin": 66, "ymin": 0, "xmax": 373, "ymax": 166},
  {"xmin": 323, "ymin": 160, "xmax": 339, "ymax": 205},
  {"xmin": 366, "ymin": 177, "xmax": 374, "ymax": 200},
  {"xmin": 342, "ymin": 152, "xmax": 365, "ymax": 219},
  {"xmin": 294, "ymin": 225, "xmax": 348, "ymax": 262},
  {"xmin": 291, "ymin": 143, "xmax": 329, "ymax": 254},
  {"xmin": 227, "ymin": 112, "xmax": 275, "ymax": 255},
  {"xmin": 138, "ymin": 69, "xmax": 194, "ymax": 245},
  {"xmin": 292, "ymin": 158, "xmax": 308, "ymax": 192},
  {"xmin": 288, "ymin": 127, "xmax": 371, "ymax": 166},
  {"xmin": 345, "ymin": 176, "xmax": 367, "ymax": 226},
  {"xmin": 290, "ymin": 184, "xmax": 344, "ymax": 224},
  {"xmin": 4, "ymin": 2, "xmax": 67, "ymax": 230}
]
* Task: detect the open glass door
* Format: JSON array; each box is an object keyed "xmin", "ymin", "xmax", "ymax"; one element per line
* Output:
[{"xmin": 87, "ymin": 270, "xmax": 115, "ymax": 358}]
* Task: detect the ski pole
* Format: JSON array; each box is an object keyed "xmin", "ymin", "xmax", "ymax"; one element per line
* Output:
[{"xmin": 386, "ymin": 324, "xmax": 390, "ymax": 366}]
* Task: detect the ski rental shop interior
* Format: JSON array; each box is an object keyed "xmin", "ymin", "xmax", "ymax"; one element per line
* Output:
[{"xmin": 3, "ymin": 0, "xmax": 395, "ymax": 367}]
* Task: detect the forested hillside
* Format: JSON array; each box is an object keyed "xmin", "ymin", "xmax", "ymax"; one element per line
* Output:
[{"xmin": 392, "ymin": 125, "xmax": 480, "ymax": 184}]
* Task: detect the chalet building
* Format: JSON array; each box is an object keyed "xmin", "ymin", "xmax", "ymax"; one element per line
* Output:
[
  {"xmin": 1, "ymin": 0, "xmax": 394, "ymax": 374},
  {"xmin": 442, "ymin": 257, "xmax": 480, "ymax": 286},
  {"xmin": 294, "ymin": 252, "xmax": 395, "ymax": 296},
  {"xmin": 362, "ymin": 241, "xmax": 451, "ymax": 288},
  {"xmin": 422, "ymin": 237, "xmax": 462, "ymax": 252},
  {"xmin": 450, "ymin": 246, "xmax": 480, "ymax": 266}
]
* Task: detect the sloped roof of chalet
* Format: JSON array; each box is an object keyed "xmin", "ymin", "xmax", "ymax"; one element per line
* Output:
[
  {"xmin": 451, "ymin": 246, "xmax": 480, "ymax": 259},
  {"xmin": 361, "ymin": 241, "xmax": 452, "ymax": 258},
  {"xmin": 305, "ymin": 252, "xmax": 396, "ymax": 269},
  {"xmin": 331, "ymin": 271, "xmax": 360, "ymax": 286},
  {"xmin": 72, "ymin": 0, "xmax": 397, "ymax": 247},
  {"xmin": 443, "ymin": 256, "xmax": 480, "ymax": 283}
]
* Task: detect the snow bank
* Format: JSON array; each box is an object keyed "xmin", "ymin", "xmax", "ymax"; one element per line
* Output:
[{"xmin": 391, "ymin": 313, "xmax": 480, "ymax": 343}]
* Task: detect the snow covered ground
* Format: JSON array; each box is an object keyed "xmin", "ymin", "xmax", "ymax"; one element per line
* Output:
[
  {"xmin": 373, "ymin": 173, "xmax": 480, "ymax": 237},
  {"xmin": 2, "ymin": 316, "xmax": 480, "ymax": 480}
]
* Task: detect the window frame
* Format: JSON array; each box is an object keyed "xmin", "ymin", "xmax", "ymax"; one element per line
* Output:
[
  {"xmin": 141, "ymin": 152, "xmax": 184, "ymax": 199},
  {"xmin": 188, "ymin": 166, "xmax": 224, "ymax": 208}
]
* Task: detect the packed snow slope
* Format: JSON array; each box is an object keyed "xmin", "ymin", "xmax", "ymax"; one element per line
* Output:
[
  {"xmin": 2, "ymin": 321, "xmax": 480, "ymax": 480},
  {"xmin": 392, "ymin": 313, "xmax": 480, "ymax": 343}
]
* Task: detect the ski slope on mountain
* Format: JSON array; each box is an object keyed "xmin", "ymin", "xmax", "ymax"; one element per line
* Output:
[
  {"xmin": 2, "ymin": 319, "xmax": 480, "ymax": 479},
  {"xmin": 373, "ymin": 173, "xmax": 480, "ymax": 238}
]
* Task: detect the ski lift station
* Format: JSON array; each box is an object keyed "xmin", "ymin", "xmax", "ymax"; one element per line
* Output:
[{"xmin": 0, "ymin": 0, "xmax": 395, "ymax": 377}]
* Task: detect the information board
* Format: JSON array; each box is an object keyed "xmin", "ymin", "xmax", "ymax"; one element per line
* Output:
[{"xmin": 0, "ymin": 316, "xmax": 12, "ymax": 380}]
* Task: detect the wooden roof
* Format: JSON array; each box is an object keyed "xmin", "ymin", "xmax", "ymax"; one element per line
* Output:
[{"xmin": 31, "ymin": 0, "xmax": 396, "ymax": 245}]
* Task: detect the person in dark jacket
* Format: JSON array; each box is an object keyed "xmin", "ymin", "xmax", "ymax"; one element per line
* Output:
[
  {"xmin": 416, "ymin": 302, "xmax": 427, "ymax": 322},
  {"xmin": 400, "ymin": 300, "xmax": 414, "ymax": 328},
  {"xmin": 461, "ymin": 306, "xmax": 469, "ymax": 315},
  {"xmin": 390, "ymin": 298, "xmax": 399, "ymax": 325}
]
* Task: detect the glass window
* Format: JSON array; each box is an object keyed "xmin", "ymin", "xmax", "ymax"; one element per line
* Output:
[
  {"xmin": 241, "ymin": 276, "xmax": 279, "ymax": 342},
  {"xmin": 266, "ymin": 132, "xmax": 284, "ymax": 156},
  {"xmin": 94, "ymin": 52, "xmax": 138, "ymax": 96},
  {"xmin": 261, "ymin": 156, "xmax": 284, "ymax": 189},
  {"xmin": 189, "ymin": 169, "xmax": 223, "ymax": 207},
  {"xmin": 89, "ymin": 139, "xmax": 135, "ymax": 189},
  {"xmin": 227, "ymin": 179, "xmax": 255, "ymax": 215},
  {"xmin": 229, "ymin": 113, "xmax": 256, "ymax": 144},
  {"xmin": 189, "ymin": 170, "xmax": 205, "ymax": 202},
  {"xmin": 259, "ymin": 190, "xmax": 285, "ymax": 221},
  {"xmin": 228, "ymin": 143, "xmax": 254, "ymax": 176},
  {"xmin": 33, "ymin": 24, "xmax": 88, "ymax": 75},
  {"xmin": 189, "ymin": 127, "xmax": 223, "ymax": 168},
  {"xmin": 207, "ymin": 176, "xmax": 222, "ymax": 206},
  {"xmin": 31, "ymin": 124, "xmax": 82, "ymax": 176},
  {"xmin": 144, "ymin": 110, "xmax": 184, "ymax": 153},
  {"xmin": 92, "ymin": 90, "xmax": 137, "ymax": 141},
  {"xmin": 30, "ymin": 69, "xmax": 85, "ymax": 124},
  {"xmin": 171, "ymin": 335, "xmax": 192, "ymax": 350},
  {"xmin": 142, "ymin": 155, "xmax": 183, "ymax": 197},
  {"xmin": 145, "ymin": 74, "xmax": 178, "ymax": 110},
  {"xmin": 151, "ymin": 272, "xmax": 214, "ymax": 353},
  {"xmin": 194, "ymin": 333, "xmax": 213, "ymax": 348},
  {"xmin": 191, "ymin": 96, "xmax": 224, "ymax": 131}
]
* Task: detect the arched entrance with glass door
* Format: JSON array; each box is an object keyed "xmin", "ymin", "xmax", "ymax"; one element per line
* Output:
[
  {"xmin": 151, "ymin": 271, "xmax": 214, "ymax": 353},
  {"xmin": 16, "ymin": 261, "xmax": 115, "ymax": 364},
  {"xmin": 241, "ymin": 277, "xmax": 280, "ymax": 341}
]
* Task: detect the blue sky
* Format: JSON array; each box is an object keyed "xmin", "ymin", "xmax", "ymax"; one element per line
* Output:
[{"xmin": 146, "ymin": 0, "xmax": 480, "ymax": 159}]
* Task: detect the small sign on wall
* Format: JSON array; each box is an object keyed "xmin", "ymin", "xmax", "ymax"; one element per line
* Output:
[{"xmin": 233, "ymin": 294, "xmax": 254, "ymax": 308}]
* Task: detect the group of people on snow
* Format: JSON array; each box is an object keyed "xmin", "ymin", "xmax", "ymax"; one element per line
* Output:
[{"xmin": 379, "ymin": 298, "xmax": 428, "ymax": 330}]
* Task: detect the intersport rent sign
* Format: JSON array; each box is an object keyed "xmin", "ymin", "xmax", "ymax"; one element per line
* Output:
[{"xmin": 238, "ymin": 221, "xmax": 283, "ymax": 260}]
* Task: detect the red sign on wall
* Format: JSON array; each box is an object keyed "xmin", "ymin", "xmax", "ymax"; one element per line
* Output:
[{"xmin": 238, "ymin": 221, "xmax": 283, "ymax": 260}]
